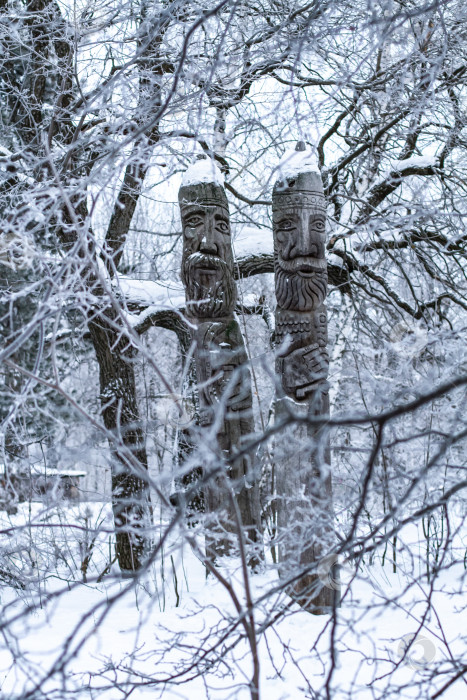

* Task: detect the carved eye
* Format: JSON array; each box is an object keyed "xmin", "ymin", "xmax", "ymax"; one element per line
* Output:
[
  {"xmin": 216, "ymin": 220, "xmax": 230, "ymax": 234},
  {"xmin": 184, "ymin": 214, "xmax": 203, "ymax": 227},
  {"xmin": 278, "ymin": 219, "xmax": 295, "ymax": 230},
  {"xmin": 311, "ymin": 219, "xmax": 325, "ymax": 232}
]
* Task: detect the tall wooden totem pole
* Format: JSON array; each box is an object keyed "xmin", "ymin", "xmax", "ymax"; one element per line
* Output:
[
  {"xmin": 273, "ymin": 142, "xmax": 339, "ymax": 612},
  {"xmin": 179, "ymin": 156, "xmax": 261, "ymax": 561}
]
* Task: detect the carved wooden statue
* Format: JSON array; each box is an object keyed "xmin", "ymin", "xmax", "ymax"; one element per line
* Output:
[
  {"xmin": 273, "ymin": 142, "xmax": 339, "ymax": 612},
  {"xmin": 179, "ymin": 157, "xmax": 261, "ymax": 561}
]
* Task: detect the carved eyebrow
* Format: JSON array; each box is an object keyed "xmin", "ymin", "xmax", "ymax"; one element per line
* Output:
[
  {"xmin": 277, "ymin": 214, "xmax": 298, "ymax": 222},
  {"xmin": 214, "ymin": 213, "xmax": 229, "ymax": 222},
  {"xmin": 183, "ymin": 209, "xmax": 205, "ymax": 219}
]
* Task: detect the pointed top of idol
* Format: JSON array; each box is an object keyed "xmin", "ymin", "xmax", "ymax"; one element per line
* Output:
[{"xmin": 272, "ymin": 141, "xmax": 324, "ymax": 209}]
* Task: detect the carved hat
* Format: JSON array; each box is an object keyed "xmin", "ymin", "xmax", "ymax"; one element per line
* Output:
[
  {"xmin": 272, "ymin": 142, "xmax": 325, "ymax": 212},
  {"xmin": 178, "ymin": 155, "xmax": 229, "ymax": 213}
]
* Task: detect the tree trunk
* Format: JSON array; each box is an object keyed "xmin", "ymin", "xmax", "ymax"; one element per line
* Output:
[{"xmin": 88, "ymin": 311, "xmax": 152, "ymax": 573}]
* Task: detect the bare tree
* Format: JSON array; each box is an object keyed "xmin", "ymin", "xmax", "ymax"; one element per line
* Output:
[{"xmin": 0, "ymin": 1, "xmax": 466, "ymax": 698}]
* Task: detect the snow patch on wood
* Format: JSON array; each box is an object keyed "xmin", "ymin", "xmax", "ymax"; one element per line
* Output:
[
  {"xmin": 233, "ymin": 226, "xmax": 273, "ymax": 259},
  {"xmin": 277, "ymin": 146, "xmax": 319, "ymax": 178},
  {"xmin": 115, "ymin": 277, "xmax": 185, "ymax": 308},
  {"xmin": 181, "ymin": 157, "xmax": 224, "ymax": 187},
  {"xmin": 389, "ymin": 155, "xmax": 437, "ymax": 171}
]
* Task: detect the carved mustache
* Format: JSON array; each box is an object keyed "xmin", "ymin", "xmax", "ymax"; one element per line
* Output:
[
  {"xmin": 182, "ymin": 252, "xmax": 236, "ymax": 317},
  {"xmin": 182, "ymin": 253, "xmax": 232, "ymax": 289},
  {"xmin": 185, "ymin": 252, "xmax": 231, "ymax": 271},
  {"xmin": 277, "ymin": 255, "xmax": 327, "ymax": 273}
]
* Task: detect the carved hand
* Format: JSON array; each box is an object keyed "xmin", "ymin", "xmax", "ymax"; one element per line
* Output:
[{"xmin": 279, "ymin": 343, "xmax": 329, "ymax": 400}]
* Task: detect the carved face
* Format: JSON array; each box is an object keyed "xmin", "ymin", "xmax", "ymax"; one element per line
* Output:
[
  {"xmin": 181, "ymin": 203, "xmax": 236, "ymax": 317},
  {"xmin": 273, "ymin": 206, "xmax": 327, "ymax": 311}
]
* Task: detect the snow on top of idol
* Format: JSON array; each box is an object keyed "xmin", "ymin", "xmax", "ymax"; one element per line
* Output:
[
  {"xmin": 181, "ymin": 155, "xmax": 224, "ymax": 187},
  {"xmin": 276, "ymin": 142, "xmax": 319, "ymax": 179}
]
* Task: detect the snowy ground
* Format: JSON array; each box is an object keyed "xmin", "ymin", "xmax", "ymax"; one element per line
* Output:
[{"xmin": 0, "ymin": 501, "xmax": 465, "ymax": 699}]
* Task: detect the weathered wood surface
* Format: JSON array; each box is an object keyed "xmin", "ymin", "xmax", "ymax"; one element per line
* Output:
[
  {"xmin": 178, "ymin": 163, "xmax": 262, "ymax": 561},
  {"xmin": 273, "ymin": 143, "xmax": 339, "ymax": 613}
]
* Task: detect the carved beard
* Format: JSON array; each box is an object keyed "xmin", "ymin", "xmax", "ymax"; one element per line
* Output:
[
  {"xmin": 182, "ymin": 253, "xmax": 236, "ymax": 318},
  {"xmin": 275, "ymin": 262, "xmax": 327, "ymax": 311}
]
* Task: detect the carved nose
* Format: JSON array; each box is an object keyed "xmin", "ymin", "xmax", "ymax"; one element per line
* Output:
[
  {"xmin": 199, "ymin": 220, "xmax": 218, "ymax": 254},
  {"xmin": 289, "ymin": 215, "xmax": 323, "ymax": 258},
  {"xmin": 288, "ymin": 222, "xmax": 309, "ymax": 258},
  {"xmin": 200, "ymin": 237, "xmax": 218, "ymax": 254}
]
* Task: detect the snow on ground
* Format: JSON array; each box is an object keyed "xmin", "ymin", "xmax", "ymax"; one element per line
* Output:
[{"xmin": 0, "ymin": 502, "xmax": 465, "ymax": 699}]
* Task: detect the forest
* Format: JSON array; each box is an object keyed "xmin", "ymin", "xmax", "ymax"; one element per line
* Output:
[{"xmin": 0, "ymin": 1, "xmax": 466, "ymax": 698}]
